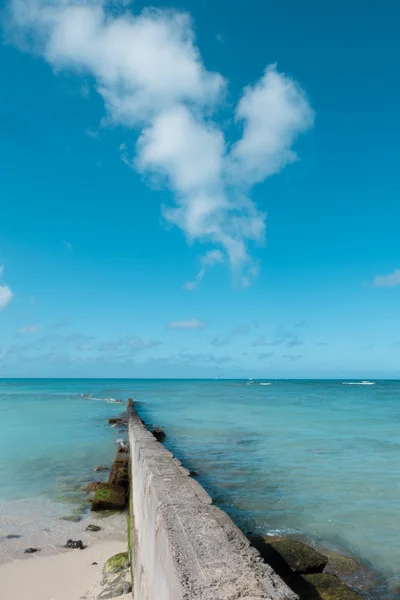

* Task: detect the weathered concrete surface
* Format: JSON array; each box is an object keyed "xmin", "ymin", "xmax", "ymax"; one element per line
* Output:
[{"xmin": 128, "ymin": 404, "xmax": 298, "ymax": 600}]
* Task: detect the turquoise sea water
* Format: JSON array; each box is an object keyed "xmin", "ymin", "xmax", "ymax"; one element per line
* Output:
[{"xmin": 0, "ymin": 379, "xmax": 399, "ymax": 597}]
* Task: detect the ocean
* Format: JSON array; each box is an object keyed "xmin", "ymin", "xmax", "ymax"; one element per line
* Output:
[{"xmin": 0, "ymin": 379, "xmax": 399, "ymax": 597}]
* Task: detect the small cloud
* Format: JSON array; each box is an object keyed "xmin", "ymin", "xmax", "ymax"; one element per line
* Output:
[
  {"xmin": 216, "ymin": 33, "xmax": 223, "ymax": 43},
  {"xmin": 282, "ymin": 354, "xmax": 303, "ymax": 361},
  {"xmin": 286, "ymin": 337, "xmax": 304, "ymax": 348},
  {"xmin": 250, "ymin": 326, "xmax": 304, "ymax": 348},
  {"xmin": 168, "ymin": 318, "xmax": 205, "ymax": 330},
  {"xmin": 371, "ymin": 269, "xmax": 400, "ymax": 288},
  {"xmin": 211, "ymin": 324, "xmax": 249, "ymax": 347},
  {"xmin": 0, "ymin": 285, "xmax": 13, "ymax": 311},
  {"xmin": 201, "ymin": 250, "xmax": 224, "ymax": 266},
  {"xmin": 77, "ymin": 343, "xmax": 92, "ymax": 351},
  {"xmin": 85, "ymin": 129, "xmax": 99, "ymax": 139},
  {"xmin": 63, "ymin": 241, "xmax": 72, "ymax": 250},
  {"xmin": 183, "ymin": 268, "xmax": 205, "ymax": 292},
  {"xmin": 258, "ymin": 352, "xmax": 274, "ymax": 360},
  {"xmin": 18, "ymin": 324, "xmax": 42, "ymax": 335},
  {"xmin": 0, "ymin": 265, "xmax": 3, "ymax": 278}
]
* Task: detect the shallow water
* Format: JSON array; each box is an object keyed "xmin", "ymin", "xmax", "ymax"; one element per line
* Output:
[{"xmin": 0, "ymin": 379, "xmax": 399, "ymax": 597}]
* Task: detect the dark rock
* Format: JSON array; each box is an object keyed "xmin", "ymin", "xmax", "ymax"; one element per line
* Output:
[
  {"xmin": 152, "ymin": 427, "xmax": 166, "ymax": 442},
  {"xmin": 91, "ymin": 484, "xmax": 126, "ymax": 511},
  {"xmin": 322, "ymin": 550, "xmax": 377, "ymax": 593},
  {"xmin": 24, "ymin": 548, "xmax": 39, "ymax": 554},
  {"xmin": 289, "ymin": 572, "xmax": 364, "ymax": 599},
  {"xmin": 83, "ymin": 481, "xmax": 106, "ymax": 493},
  {"xmin": 108, "ymin": 455, "xmax": 129, "ymax": 490},
  {"xmin": 117, "ymin": 446, "xmax": 128, "ymax": 454},
  {"xmin": 5, "ymin": 534, "xmax": 22, "ymax": 539},
  {"xmin": 189, "ymin": 471, "xmax": 199, "ymax": 477},
  {"xmin": 60, "ymin": 514, "xmax": 82, "ymax": 522},
  {"xmin": 91, "ymin": 562, "xmax": 98, "ymax": 565},
  {"xmin": 108, "ymin": 418, "xmax": 123, "ymax": 426},
  {"xmin": 86, "ymin": 524, "xmax": 102, "ymax": 532},
  {"xmin": 65, "ymin": 539, "xmax": 84, "ymax": 550},
  {"xmin": 104, "ymin": 551, "xmax": 130, "ymax": 574},
  {"xmin": 247, "ymin": 535, "xmax": 328, "ymax": 576},
  {"xmin": 93, "ymin": 465, "xmax": 109, "ymax": 472}
]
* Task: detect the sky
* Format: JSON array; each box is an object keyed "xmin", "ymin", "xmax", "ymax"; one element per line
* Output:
[{"xmin": 0, "ymin": 0, "xmax": 400, "ymax": 378}]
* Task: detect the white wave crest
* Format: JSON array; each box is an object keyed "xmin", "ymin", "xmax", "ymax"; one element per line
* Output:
[{"xmin": 342, "ymin": 381, "xmax": 375, "ymax": 386}]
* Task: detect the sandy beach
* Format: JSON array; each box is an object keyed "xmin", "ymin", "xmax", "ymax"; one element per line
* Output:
[{"xmin": 0, "ymin": 539, "xmax": 131, "ymax": 600}]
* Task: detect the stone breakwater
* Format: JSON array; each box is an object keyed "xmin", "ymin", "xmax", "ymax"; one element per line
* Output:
[
  {"xmin": 127, "ymin": 400, "xmax": 371, "ymax": 600},
  {"xmin": 127, "ymin": 400, "xmax": 296, "ymax": 600}
]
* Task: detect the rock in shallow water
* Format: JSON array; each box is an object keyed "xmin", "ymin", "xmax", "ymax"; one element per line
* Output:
[
  {"xmin": 152, "ymin": 427, "xmax": 166, "ymax": 442},
  {"xmin": 94, "ymin": 465, "xmax": 109, "ymax": 472},
  {"xmin": 289, "ymin": 572, "xmax": 363, "ymax": 599},
  {"xmin": 65, "ymin": 539, "xmax": 84, "ymax": 550},
  {"xmin": 86, "ymin": 524, "xmax": 102, "ymax": 532},
  {"xmin": 24, "ymin": 548, "xmax": 39, "ymax": 554},
  {"xmin": 91, "ymin": 484, "xmax": 126, "ymax": 511},
  {"xmin": 108, "ymin": 456, "xmax": 129, "ymax": 490},
  {"xmin": 247, "ymin": 535, "xmax": 328, "ymax": 576}
]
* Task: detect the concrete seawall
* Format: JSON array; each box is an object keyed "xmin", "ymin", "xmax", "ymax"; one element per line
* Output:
[{"xmin": 128, "ymin": 403, "xmax": 298, "ymax": 600}]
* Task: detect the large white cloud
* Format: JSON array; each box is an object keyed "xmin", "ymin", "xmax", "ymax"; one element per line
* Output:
[{"xmin": 5, "ymin": 0, "xmax": 314, "ymax": 282}]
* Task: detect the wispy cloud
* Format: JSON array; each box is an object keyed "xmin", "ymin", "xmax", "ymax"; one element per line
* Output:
[
  {"xmin": 0, "ymin": 286, "xmax": 13, "ymax": 311},
  {"xmin": 184, "ymin": 249, "xmax": 225, "ymax": 290},
  {"xmin": 183, "ymin": 269, "xmax": 205, "ymax": 291},
  {"xmin": 211, "ymin": 324, "xmax": 249, "ymax": 347},
  {"xmin": 63, "ymin": 241, "xmax": 72, "ymax": 250},
  {"xmin": 98, "ymin": 336, "xmax": 161, "ymax": 352},
  {"xmin": 258, "ymin": 352, "xmax": 274, "ymax": 360},
  {"xmin": 371, "ymin": 269, "xmax": 400, "ymax": 288},
  {"xmin": 282, "ymin": 354, "xmax": 303, "ymax": 361},
  {"xmin": 0, "ymin": 266, "xmax": 13, "ymax": 311},
  {"xmin": 168, "ymin": 318, "xmax": 205, "ymax": 330},
  {"xmin": 17, "ymin": 323, "xmax": 42, "ymax": 335},
  {"xmin": 5, "ymin": 2, "xmax": 313, "ymax": 284},
  {"xmin": 251, "ymin": 327, "xmax": 304, "ymax": 348}
]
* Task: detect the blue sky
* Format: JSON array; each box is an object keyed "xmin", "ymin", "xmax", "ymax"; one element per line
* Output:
[{"xmin": 1, "ymin": 0, "xmax": 400, "ymax": 378}]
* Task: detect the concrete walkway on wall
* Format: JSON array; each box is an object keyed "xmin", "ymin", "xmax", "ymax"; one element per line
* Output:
[{"xmin": 128, "ymin": 403, "xmax": 298, "ymax": 600}]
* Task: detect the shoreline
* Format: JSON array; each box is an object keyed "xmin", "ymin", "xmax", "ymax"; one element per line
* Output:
[{"xmin": 0, "ymin": 539, "xmax": 130, "ymax": 600}]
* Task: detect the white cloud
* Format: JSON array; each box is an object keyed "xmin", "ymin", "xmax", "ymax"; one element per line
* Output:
[
  {"xmin": 0, "ymin": 266, "xmax": 3, "ymax": 278},
  {"xmin": 63, "ymin": 240, "xmax": 72, "ymax": 250},
  {"xmin": 18, "ymin": 323, "xmax": 42, "ymax": 334},
  {"xmin": 371, "ymin": 269, "xmax": 400, "ymax": 288},
  {"xmin": 183, "ymin": 268, "xmax": 204, "ymax": 291},
  {"xmin": 168, "ymin": 318, "xmax": 205, "ymax": 330},
  {"xmin": 0, "ymin": 286, "xmax": 13, "ymax": 311},
  {"xmin": 6, "ymin": 1, "xmax": 313, "ymax": 283},
  {"xmin": 230, "ymin": 65, "xmax": 315, "ymax": 185},
  {"xmin": 183, "ymin": 250, "xmax": 224, "ymax": 290},
  {"xmin": 201, "ymin": 249, "xmax": 224, "ymax": 266}
]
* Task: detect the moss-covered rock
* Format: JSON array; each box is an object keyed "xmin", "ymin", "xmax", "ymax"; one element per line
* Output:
[
  {"xmin": 247, "ymin": 535, "xmax": 328, "ymax": 576},
  {"xmin": 91, "ymin": 484, "xmax": 126, "ymax": 511},
  {"xmin": 108, "ymin": 456, "xmax": 129, "ymax": 490},
  {"xmin": 289, "ymin": 573, "xmax": 363, "ymax": 599},
  {"xmin": 83, "ymin": 481, "xmax": 106, "ymax": 493},
  {"xmin": 104, "ymin": 551, "xmax": 130, "ymax": 574},
  {"xmin": 322, "ymin": 550, "xmax": 377, "ymax": 593}
]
